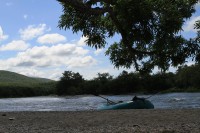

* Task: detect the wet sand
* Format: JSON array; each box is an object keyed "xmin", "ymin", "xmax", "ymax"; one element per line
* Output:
[{"xmin": 0, "ymin": 109, "xmax": 200, "ymax": 133}]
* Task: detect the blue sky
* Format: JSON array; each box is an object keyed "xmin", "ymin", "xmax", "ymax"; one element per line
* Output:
[{"xmin": 0, "ymin": 1, "xmax": 200, "ymax": 80}]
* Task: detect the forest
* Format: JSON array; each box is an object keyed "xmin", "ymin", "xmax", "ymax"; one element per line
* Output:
[{"xmin": 56, "ymin": 64, "xmax": 200, "ymax": 96}]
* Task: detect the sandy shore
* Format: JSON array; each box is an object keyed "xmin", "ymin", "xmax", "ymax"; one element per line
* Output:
[{"xmin": 0, "ymin": 109, "xmax": 200, "ymax": 133}]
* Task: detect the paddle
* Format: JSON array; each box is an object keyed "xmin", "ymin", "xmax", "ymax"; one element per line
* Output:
[
  {"xmin": 144, "ymin": 91, "xmax": 161, "ymax": 99},
  {"xmin": 93, "ymin": 94, "xmax": 116, "ymax": 104}
]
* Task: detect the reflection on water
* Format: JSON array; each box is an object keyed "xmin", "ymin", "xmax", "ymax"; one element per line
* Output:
[{"xmin": 0, "ymin": 93, "xmax": 199, "ymax": 111}]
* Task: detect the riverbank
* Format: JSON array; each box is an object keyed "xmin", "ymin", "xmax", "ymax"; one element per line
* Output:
[{"xmin": 0, "ymin": 109, "xmax": 200, "ymax": 133}]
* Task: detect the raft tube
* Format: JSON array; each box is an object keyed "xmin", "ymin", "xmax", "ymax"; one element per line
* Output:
[{"xmin": 97, "ymin": 99, "xmax": 154, "ymax": 110}]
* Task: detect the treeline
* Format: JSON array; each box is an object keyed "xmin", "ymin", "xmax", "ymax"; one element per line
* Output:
[
  {"xmin": 56, "ymin": 64, "xmax": 200, "ymax": 95},
  {"xmin": 0, "ymin": 82, "xmax": 56, "ymax": 98},
  {"xmin": 1, "ymin": 64, "xmax": 200, "ymax": 98}
]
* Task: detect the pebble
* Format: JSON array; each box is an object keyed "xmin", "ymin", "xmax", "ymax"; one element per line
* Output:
[{"xmin": 9, "ymin": 117, "xmax": 15, "ymax": 120}]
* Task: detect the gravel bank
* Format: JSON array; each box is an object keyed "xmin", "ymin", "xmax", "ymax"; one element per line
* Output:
[{"xmin": 0, "ymin": 109, "xmax": 200, "ymax": 133}]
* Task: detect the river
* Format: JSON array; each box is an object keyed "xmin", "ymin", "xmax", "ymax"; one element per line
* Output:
[{"xmin": 0, "ymin": 93, "xmax": 199, "ymax": 111}]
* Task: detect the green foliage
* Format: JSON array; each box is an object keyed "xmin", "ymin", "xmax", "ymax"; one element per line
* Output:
[
  {"xmin": 94, "ymin": 73, "xmax": 113, "ymax": 84},
  {"xmin": 175, "ymin": 64, "xmax": 200, "ymax": 89},
  {"xmin": 58, "ymin": 0, "xmax": 200, "ymax": 73},
  {"xmin": 2, "ymin": 66, "xmax": 200, "ymax": 97},
  {"xmin": 56, "ymin": 65, "xmax": 200, "ymax": 96},
  {"xmin": 112, "ymin": 71, "xmax": 140, "ymax": 94},
  {"xmin": 56, "ymin": 71, "xmax": 84, "ymax": 95},
  {"xmin": 84, "ymin": 71, "xmax": 176, "ymax": 94},
  {"xmin": 192, "ymin": 20, "xmax": 200, "ymax": 63},
  {"xmin": 93, "ymin": 73, "xmax": 113, "ymax": 94},
  {"xmin": 0, "ymin": 82, "xmax": 57, "ymax": 98},
  {"xmin": 139, "ymin": 72, "xmax": 175, "ymax": 93}
]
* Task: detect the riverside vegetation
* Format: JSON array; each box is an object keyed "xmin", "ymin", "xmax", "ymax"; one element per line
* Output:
[
  {"xmin": 0, "ymin": 64, "xmax": 200, "ymax": 98},
  {"xmin": 56, "ymin": 64, "xmax": 200, "ymax": 96}
]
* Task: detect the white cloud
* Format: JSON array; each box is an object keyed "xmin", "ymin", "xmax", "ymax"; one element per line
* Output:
[
  {"xmin": 75, "ymin": 65, "xmax": 133, "ymax": 80},
  {"xmin": 0, "ymin": 42, "xmax": 97, "ymax": 80},
  {"xmin": 4, "ymin": 67, "xmax": 62, "ymax": 80},
  {"xmin": 0, "ymin": 43, "xmax": 95, "ymax": 69},
  {"xmin": 183, "ymin": 16, "xmax": 200, "ymax": 32},
  {"xmin": 44, "ymin": 69, "xmax": 63, "ymax": 80},
  {"xmin": 0, "ymin": 40, "xmax": 30, "ymax": 51},
  {"xmin": 0, "ymin": 26, "xmax": 8, "ymax": 41},
  {"xmin": 67, "ymin": 56, "xmax": 96, "ymax": 68},
  {"xmin": 77, "ymin": 36, "xmax": 88, "ymax": 46},
  {"xmin": 19, "ymin": 24, "xmax": 50, "ymax": 40},
  {"xmin": 37, "ymin": 33, "xmax": 67, "ymax": 44},
  {"xmin": 20, "ymin": 68, "xmax": 64, "ymax": 80},
  {"xmin": 94, "ymin": 49, "xmax": 103, "ymax": 56},
  {"xmin": 73, "ymin": 47, "xmax": 89, "ymax": 55}
]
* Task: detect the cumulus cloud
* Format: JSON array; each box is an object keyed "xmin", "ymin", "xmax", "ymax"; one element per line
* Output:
[
  {"xmin": 77, "ymin": 36, "xmax": 88, "ymax": 46},
  {"xmin": 37, "ymin": 33, "xmax": 67, "ymax": 44},
  {"xmin": 94, "ymin": 49, "xmax": 103, "ymax": 56},
  {"xmin": 0, "ymin": 43, "xmax": 95, "ymax": 69},
  {"xmin": 183, "ymin": 16, "xmax": 200, "ymax": 32},
  {"xmin": 67, "ymin": 56, "xmax": 96, "ymax": 68},
  {"xmin": 4, "ymin": 67, "xmax": 61, "ymax": 80},
  {"xmin": 19, "ymin": 24, "xmax": 50, "ymax": 40},
  {"xmin": 0, "ymin": 26, "xmax": 8, "ymax": 41},
  {"xmin": 0, "ymin": 40, "xmax": 30, "ymax": 51},
  {"xmin": 0, "ymin": 36, "xmax": 102, "ymax": 80}
]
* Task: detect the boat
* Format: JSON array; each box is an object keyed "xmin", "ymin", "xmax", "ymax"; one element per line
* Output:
[{"xmin": 97, "ymin": 98, "xmax": 154, "ymax": 110}]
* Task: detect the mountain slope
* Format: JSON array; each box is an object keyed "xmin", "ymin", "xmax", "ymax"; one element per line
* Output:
[
  {"xmin": 0, "ymin": 70, "xmax": 57, "ymax": 98},
  {"xmin": 0, "ymin": 70, "xmax": 54, "ymax": 84}
]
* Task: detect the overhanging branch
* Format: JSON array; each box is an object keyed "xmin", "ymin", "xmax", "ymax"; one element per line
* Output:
[{"xmin": 58, "ymin": 0, "xmax": 110, "ymax": 15}]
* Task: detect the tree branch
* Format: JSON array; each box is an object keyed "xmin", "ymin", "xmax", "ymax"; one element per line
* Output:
[
  {"xmin": 58, "ymin": 0, "xmax": 110, "ymax": 15},
  {"xmin": 58, "ymin": 0, "xmax": 157, "ymax": 55}
]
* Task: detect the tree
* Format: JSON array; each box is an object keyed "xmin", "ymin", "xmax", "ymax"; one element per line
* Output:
[
  {"xmin": 94, "ymin": 72, "xmax": 113, "ymax": 93},
  {"xmin": 114, "ymin": 71, "xmax": 140, "ymax": 93},
  {"xmin": 195, "ymin": 19, "xmax": 200, "ymax": 41},
  {"xmin": 57, "ymin": 0, "xmax": 200, "ymax": 74},
  {"xmin": 56, "ymin": 71, "xmax": 84, "ymax": 95},
  {"xmin": 175, "ymin": 64, "xmax": 200, "ymax": 89},
  {"xmin": 194, "ymin": 20, "xmax": 200, "ymax": 62},
  {"xmin": 95, "ymin": 72, "xmax": 113, "ymax": 83}
]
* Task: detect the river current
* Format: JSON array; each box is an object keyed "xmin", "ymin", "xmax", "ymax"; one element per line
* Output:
[{"xmin": 0, "ymin": 93, "xmax": 199, "ymax": 111}]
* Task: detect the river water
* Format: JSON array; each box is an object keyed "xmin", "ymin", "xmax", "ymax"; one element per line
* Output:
[{"xmin": 0, "ymin": 93, "xmax": 199, "ymax": 111}]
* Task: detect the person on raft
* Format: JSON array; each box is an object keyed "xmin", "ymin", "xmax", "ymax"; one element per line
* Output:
[{"xmin": 132, "ymin": 96, "xmax": 145, "ymax": 102}]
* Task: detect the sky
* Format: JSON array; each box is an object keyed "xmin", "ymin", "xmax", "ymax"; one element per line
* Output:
[{"xmin": 0, "ymin": 1, "xmax": 200, "ymax": 80}]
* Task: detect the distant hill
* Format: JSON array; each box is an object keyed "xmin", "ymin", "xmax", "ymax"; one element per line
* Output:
[
  {"xmin": 0, "ymin": 70, "xmax": 54, "ymax": 84},
  {"xmin": 0, "ymin": 70, "xmax": 57, "ymax": 98}
]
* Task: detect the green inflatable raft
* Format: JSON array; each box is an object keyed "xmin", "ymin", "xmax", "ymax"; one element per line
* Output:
[{"xmin": 97, "ymin": 96, "xmax": 154, "ymax": 110}]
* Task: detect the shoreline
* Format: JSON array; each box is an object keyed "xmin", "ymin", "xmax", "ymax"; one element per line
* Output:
[{"xmin": 0, "ymin": 109, "xmax": 200, "ymax": 132}]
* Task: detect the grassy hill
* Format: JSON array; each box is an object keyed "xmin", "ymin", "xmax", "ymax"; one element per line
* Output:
[
  {"xmin": 0, "ymin": 70, "xmax": 57, "ymax": 98},
  {"xmin": 0, "ymin": 70, "xmax": 54, "ymax": 84}
]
